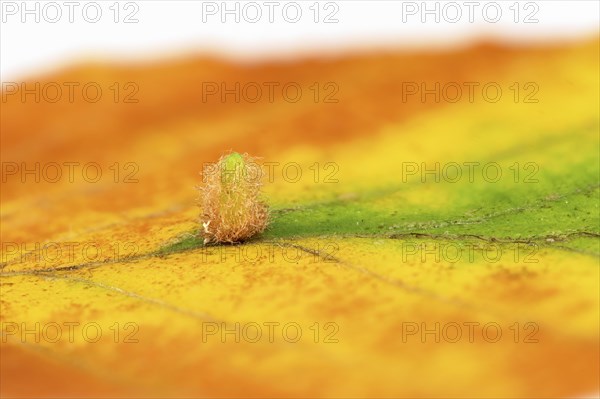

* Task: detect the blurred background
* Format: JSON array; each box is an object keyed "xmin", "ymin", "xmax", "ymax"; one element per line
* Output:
[
  {"xmin": 1, "ymin": 1, "xmax": 599, "ymax": 398},
  {"xmin": 2, "ymin": 0, "xmax": 599, "ymax": 80}
]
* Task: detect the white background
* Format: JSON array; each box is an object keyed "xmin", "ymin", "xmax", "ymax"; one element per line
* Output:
[{"xmin": 1, "ymin": 0, "xmax": 599, "ymax": 80}]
